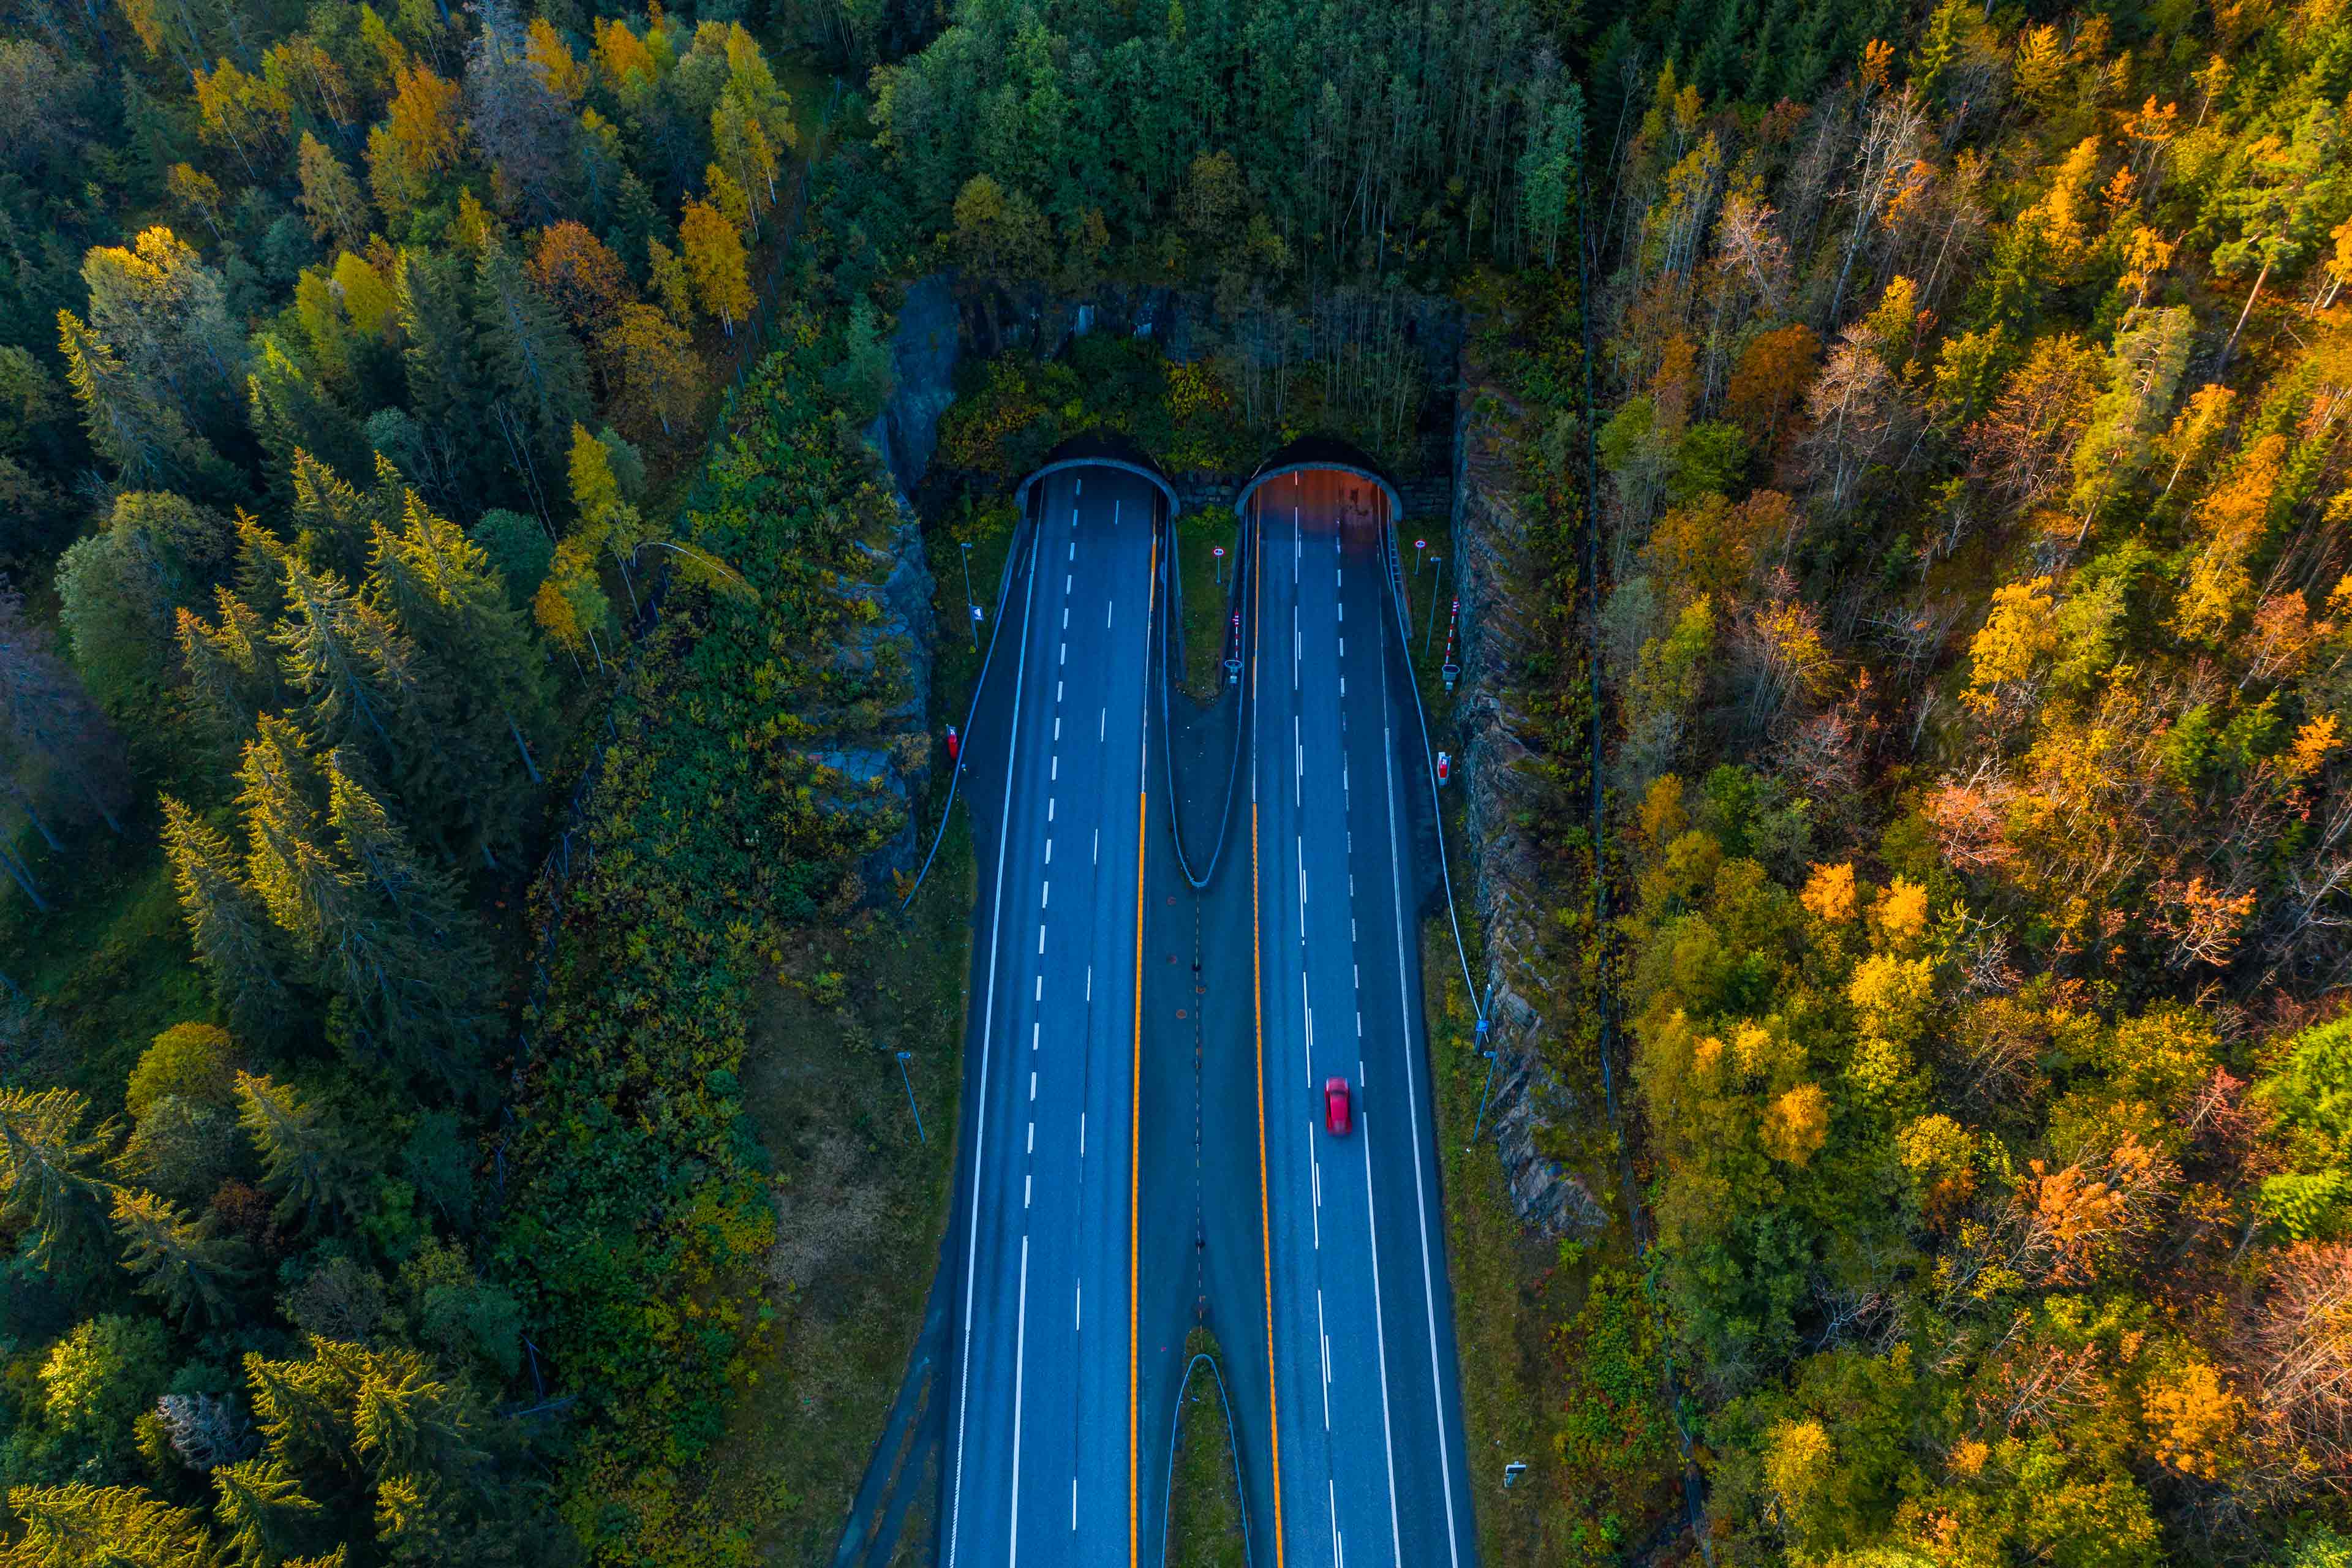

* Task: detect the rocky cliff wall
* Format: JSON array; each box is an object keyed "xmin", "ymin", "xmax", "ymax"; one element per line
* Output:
[
  {"xmin": 806, "ymin": 276, "xmax": 961, "ymax": 895},
  {"xmin": 1450, "ymin": 366, "xmax": 1610, "ymax": 1238}
]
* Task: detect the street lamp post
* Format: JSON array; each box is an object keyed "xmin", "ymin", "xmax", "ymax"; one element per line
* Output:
[
  {"xmin": 959, "ymin": 541, "xmax": 979, "ymax": 650},
  {"xmin": 1425, "ymin": 556, "xmax": 1447, "ymax": 655},
  {"xmin": 894, "ymin": 1049, "xmax": 925, "ymax": 1144}
]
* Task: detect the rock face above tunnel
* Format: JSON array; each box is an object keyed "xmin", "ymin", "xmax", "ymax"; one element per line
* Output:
[
  {"xmin": 1452, "ymin": 363, "xmax": 1609, "ymax": 1240},
  {"xmin": 873, "ymin": 273, "xmax": 961, "ymax": 499},
  {"xmin": 804, "ymin": 281, "xmax": 957, "ymax": 901}
]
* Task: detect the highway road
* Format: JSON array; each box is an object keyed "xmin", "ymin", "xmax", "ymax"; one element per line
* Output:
[
  {"xmin": 943, "ymin": 465, "xmax": 1159, "ymax": 1567},
  {"xmin": 1247, "ymin": 467, "xmax": 1477, "ymax": 1568}
]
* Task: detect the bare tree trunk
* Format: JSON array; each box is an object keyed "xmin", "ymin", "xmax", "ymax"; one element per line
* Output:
[
  {"xmin": 2217, "ymin": 254, "xmax": 2271, "ymax": 378},
  {"xmin": 0, "ymin": 839, "xmax": 48, "ymax": 913}
]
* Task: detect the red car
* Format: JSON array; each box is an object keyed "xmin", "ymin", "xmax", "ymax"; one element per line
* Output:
[{"xmin": 1324, "ymin": 1076, "xmax": 1353, "ymax": 1136}]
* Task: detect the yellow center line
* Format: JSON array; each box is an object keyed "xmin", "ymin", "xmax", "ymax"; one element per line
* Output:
[
  {"xmin": 1130, "ymin": 526, "xmax": 1156, "ymax": 1568},
  {"xmin": 1251, "ymin": 496, "xmax": 1286, "ymax": 1566}
]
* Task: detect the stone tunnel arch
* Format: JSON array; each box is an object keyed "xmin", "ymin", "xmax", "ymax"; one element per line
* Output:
[
  {"xmin": 1014, "ymin": 431, "xmax": 1179, "ymax": 519},
  {"xmin": 1231, "ymin": 436, "xmax": 1403, "ymax": 523}
]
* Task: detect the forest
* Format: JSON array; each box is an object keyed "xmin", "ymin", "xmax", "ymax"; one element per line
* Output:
[
  {"xmin": 1572, "ymin": 0, "xmax": 2352, "ymax": 1561},
  {"xmin": 0, "ymin": 0, "xmax": 2347, "ymax": 1561}
]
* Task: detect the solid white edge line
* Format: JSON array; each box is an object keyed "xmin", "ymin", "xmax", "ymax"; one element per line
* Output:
[
  {"xmin": 1378, "ymin": 558, "xmax": 1464, "ymax": 1566},
  {"xmin": 948, "ymin": 488, "xmax": 1041, "ymax": 1568},
  {"xmin": 1009, "ymin": 1235, "xmax": 1030, "ymax": 1562}
]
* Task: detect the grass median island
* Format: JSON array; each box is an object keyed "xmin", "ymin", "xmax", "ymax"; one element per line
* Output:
[
  {"xmin": 1176, "ymin": 508, "xmax": 1241, "ymax": 703},
  {"xmin": 1166, "ymin": 1327, "xmax": 1249, "ymax": 1568}
]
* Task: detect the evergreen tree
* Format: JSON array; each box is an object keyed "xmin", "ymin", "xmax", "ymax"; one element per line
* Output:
[
  {"xmin": 110, "ymin": 1186, "xmax": 247, "ymax": 1325},
  {"xmin": 250, "ymin": 349, "xmax": 373, "ymax": 514},
  {"xmin": 350, "ymin": 1348, "xmax": 484, "ymax": 1484},
  {"xmin": 178, "ymin": 589, "xmax": 287, "ymax": 754},
  {"xmin": 161, "ymin": 794, "xmax": 297, "ymax": 1039},
  {"xmin": 320, "ymin": 751, "xmax": 494, "ymax": 1090},
  {"xmin": 56, "ymin": 307, "xmax": 216, "ymax": 491},
  {"xmin": 234, "ymin": 716, "xmax": 343, "ymax": 954},
  {"xmin": 244, "ymin": 1341, "xmax": 367, "ymax": 1484},
  {"xmin": 391, "ymin": 251, "xmax": 486, "ymax": 507},
  {"xmin": 0, "ymin": 1087, "xmax": 116, "ymax": 1267},
  {"xmin": 287, "ymin": 450, "xmax": 396, "ymax": 583},
  {"xmin": 272, "ymin": 557, "xmax": 429, "ymax": 797},
  {"xmin": 0, "ymin": 1482, "xmax": 213, "ymax": 1568},
  {"xmin": 233, "ymin": 1072, "xmax": 364, "ymax": 1231},
  {"xmin": 212, "ymin": 1458, "xmax": 325, "ymax": 1567},
  {"xmin": 366, "ymin": 492, "xmax": 549, "ymax": 796},
  {"xmin": 471, "ymin": 242, "xmax": 589, "ymax": 497}
]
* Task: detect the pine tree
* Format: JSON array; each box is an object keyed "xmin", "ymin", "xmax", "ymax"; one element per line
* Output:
[
  {"xmin": 161, "ymin": 794, "xmax": 296, "ymax": 1041},
  {"xmin": 233, "ymin": 1072, "xmax": 363, "ymax": 1231},
  {"xmin": 111, "ymin": 1185, "xmax": 248, "ymax": 1325},
  {"xmin": 212, "ymin": 1459, "xmax": 323, "ymax": 1568},
  {"xmin": 0, "ymin": 1087, "xmax": 116, "ymax": 1267}
]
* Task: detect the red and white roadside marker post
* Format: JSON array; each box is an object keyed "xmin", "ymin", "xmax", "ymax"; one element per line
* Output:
[
  {"xmin": 1436, "ymin": 750, "xmax": 1452, "ymax": 787},
  {"xmin": 944, "ymin": 724, "xmax": 960, "ymax": 770}
]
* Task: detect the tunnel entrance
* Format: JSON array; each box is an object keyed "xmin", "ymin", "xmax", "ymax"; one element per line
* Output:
[
  {"xmin": 1230, "ymin": 436, "xmax": 1401, "ymax": 526},
  {"xmin": 1013, "ymin": 430, "xmax": 1179, "ymax": 519}
]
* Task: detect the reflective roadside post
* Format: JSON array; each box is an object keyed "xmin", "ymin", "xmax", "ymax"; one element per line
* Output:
[{"xmin": 960, "ymin": 540, "xmax": 979, "ymax": 650}]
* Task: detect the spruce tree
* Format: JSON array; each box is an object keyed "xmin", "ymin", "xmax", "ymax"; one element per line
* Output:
[
  {"xmin": 320, "ymin": 752, "xmax": 492, "ymax": 1091},
  {"xmin": 287, "ymin": 450, "xmax": 395, "ymax": 582},
  {"xmin": 350, "ymin": 1348, "xmax": 484, "ymax": 1485},
  {"xmin": 244, "ymin": 1342, "xmax": 366, "ymax": 1483},
  {"xmin": 176, "ymin": 590, "xmax": 285, "ymax": 756},
  {"xmin": 0, "ymin": 1087, "xmax": 116, "ymax": 1267},
  {"xmin": 211, "ymin": 1458, "xmax": 325, "ymax": 1568},
  {"xmin": 0, "ymin": 1482, "xmax": 213, "ymax": 1568},
  {"xmin": 233, "ymin": 717, "xmax": 342, "ymax": 953},
  {"xmin": 110, "ymin": 1186, "xmax": 248, "ymax": 1325},
  {"xmin": 232, "ymin": 1071, "xmax": 363, "ymax": 1231},
  {"xmin": 366, "ymin": 493, "xmax": 549, "ymax": 808},
  {"xmin": 249, "ymin": 346, "xmax": 372, "ymax": 514},
  {"xmin": 160, "ymin": 795, "xmax": 296, "ymax": 1041}
]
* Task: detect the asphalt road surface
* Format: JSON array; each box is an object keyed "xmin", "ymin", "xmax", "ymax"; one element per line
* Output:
[
  {"xmin": 1248, "ymin": 467, "xmax": 1477, "ymax": 1568},
  {"xmin": 943, "ymin": 466, "xmax": 1160, "ymax": 1567}
]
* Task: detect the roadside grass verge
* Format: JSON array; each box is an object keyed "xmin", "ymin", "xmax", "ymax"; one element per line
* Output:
[
  {"xmin": 712, "ymin": 814, "xmax": 973, "ymax": 1563},
  {"xmin": 701, "ymin": 483, "xmax": 1009, "ymax": 1561},
  {"xmin": 1166, "ymin": 1326, "xmax": 1248, "ymax": 1568}
]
